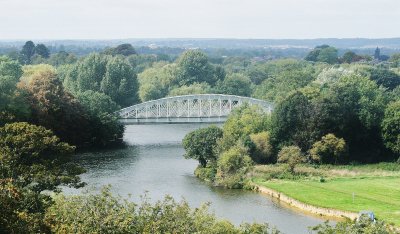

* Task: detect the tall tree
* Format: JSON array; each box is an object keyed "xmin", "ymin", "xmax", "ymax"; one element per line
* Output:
[
  {"xmin": 35, "ymin": 44, "xmax": 50, "ymax": 58},
  {"xmin": 19, "ymin": 66, "xmax": 92, "ymax": 147},
  {"xmin": 176, "ymin": 50, "xmax": 216, "ymax": 86},
  {"xmin": 19, "ymin": 41, "xmax": 36, "ymax": 65},
  {"xmin": 103, "ymin": 44, "xmax": 137, "ymax": 56}
]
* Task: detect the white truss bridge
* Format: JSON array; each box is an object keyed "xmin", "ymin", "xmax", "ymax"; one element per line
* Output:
[{"xmin": 118, "ymin": 94, "xmax": 273, "ymax": 124}]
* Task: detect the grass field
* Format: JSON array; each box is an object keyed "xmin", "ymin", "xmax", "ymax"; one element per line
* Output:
[{"xmin": 252, "ymin": 166, "xmax": 400, "ymax": 226}]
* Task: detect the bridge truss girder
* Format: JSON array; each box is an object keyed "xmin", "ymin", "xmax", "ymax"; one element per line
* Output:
[{"xmin": 118, "ymin": 94, "xmax": 273, "ymax": 120}]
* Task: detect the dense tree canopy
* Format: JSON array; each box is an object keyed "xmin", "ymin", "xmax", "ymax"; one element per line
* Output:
[
  {"xmin": 103, "ymin": 43, "xmax": 137, "ymax": 56},
  {"xmin": 62, "ymin": 53, "xmax": 139, "ymax": 107},
  {"xmin": 182, "ymin": 126, "xmax": 223, "ymax": 167},
  {"xmin": 214, "ymin": 73, "xmax": 252, "ymax": 96},
  {"xmin": 34, "ymin": 44, "xmax": 50, "ymax": 59},
  {"xmin": 305, "ymin": 45, "xmax": 338, "ymax": 64},
  {"xmin": 19, "ymin": 41, "xmax": 36, "ymax": 65},
  {"xmin": 381, "ymin": 101, "xmax": 400, "ymax": 156},
  {"xmin": 176, "ymin": 50, "xmax": 222, "ymax": 86},
  {"xmin": 0, "ymin": 122, "xmax": 84, "ymax": 233},
  {"xmin": 19, "ymin": 66, "xmax": 93, "ymax": 147}
]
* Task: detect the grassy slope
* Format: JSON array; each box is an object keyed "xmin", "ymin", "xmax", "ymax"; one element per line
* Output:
[{"xmin": 254, "ymin": 176, "xmax": 400, "ymax": 226}]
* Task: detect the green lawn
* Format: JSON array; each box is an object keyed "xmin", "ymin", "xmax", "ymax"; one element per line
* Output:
[{"xmin": 253, "ymin": 176, "xmax": 400, "ymax": 226}]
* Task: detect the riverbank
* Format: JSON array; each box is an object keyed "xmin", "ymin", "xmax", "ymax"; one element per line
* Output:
[
  {"xmin": 250, "ymin": 163, "xmax": 400, "ymax": 227},
  {"xmin": 252, "ymin": 183, "xmax": 358, "ymax": 220}
]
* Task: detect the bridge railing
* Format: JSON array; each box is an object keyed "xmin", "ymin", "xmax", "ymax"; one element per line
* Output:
[{"xmin": 118, "ymin": 94, "xmax": 273, "ymax": 119}]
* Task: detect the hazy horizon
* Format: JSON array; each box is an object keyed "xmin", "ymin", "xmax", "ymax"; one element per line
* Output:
[{"xmin": 1, "ymin": 0, "xmax": 399, "ymax": 40}]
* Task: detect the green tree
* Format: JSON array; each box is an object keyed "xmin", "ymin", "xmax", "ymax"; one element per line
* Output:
[
  {"xmin": 0, "ymin": 57, "xmax": 30, "ymax": 125},
  {"xmin": 19, "ymin": 41, "xmax": 36, "ymax": 65},
  {"xmin": 277, "ymin": 145, "xmax": 305, "ymax": 173},
  {"xmin": 101, "ymin": 56, "xmax": 139, "ymax": 107},
  {"xmin": 44, "ymin": 187, "xmax": 276, "ymax": 234},
  {"xmin": 35, "ymin": 44, "xmax": 50, "ymax": 58},
  {"xmin": 214, "ymin": 73, "xmax": 252, "ymax": 96},
  {"xmin": 138, "ymin": 63, "xmax": 177, "ymax": 101},
  {"xmin": 183, "ymin": 126, "xmax": 223, "ymax": 167},
  {"xmin": 219, "ymin": 104, "xmax": 270, "ymax": 152},
  {"xmin": 248, "ymin": 131, "xmax": 274, "ymax": 163},
  {"xmin": 326, "ymin": 75, "xmax": 389, "ymax": 162},
  {"xmin": 103, "ymin": 43, "xmax": 137, "ymax": 56},
  {"xmin": 75, "ymin": 53, "xmax": 107, "ymax": 92},
  {"xmin": 76, "ymin": 91, "xmax": 124, "ymax": 147},
  {"xmin": 0, "ymin": 122, "xmax": 84, "ymax": 233},
  {"xmin": 62, "ymin": 53, "xmax": 139, "ymax": 107},
  {"xmin": 176, "ymin": 50, "xmax": 216, "ymax": 86},
  {"xmin": 381, "ymin": 101, "xmax": 400, "ymax": 155},
  {"xmin": 310, "ymin": 218, "xmax": 392, "ymax": 234},
  {"xmin": 168, "ymin": 82, "xmax": 211, "ymax": 96},
  {"xmin": 317, "ymin": 47, "xmax": 338, "ymax": 64},
  {"xmin": 253, "ymin": 59, "xmax": 316, "ymax": 103},
  {"xmin": 305, "ymin": 45, "xmax": 338, "ymax": 64},
  {"xmin": 305, "ymin": 45, "xmax": 330, "ymax": 62},
  {"xmin": 0, "ymin": 56, "xmax": 23, "ymax": 78},
  {"xmin": 216, "ymin": 145, "xmax": 253, "ymax": 188},
  {"xmin": 0, "ymin": 122, "xmax": 83, "ymax": 192},
  {"xmin": 389, "ymin": 53, "xmax": 400, "ymax": 67},
  {"xmin": 309, "ymin": 134, "xmax": 347, "ymax": 164},
  {"xmin": 271, "ymin": 91, "xmax": 315, "ymax": 151},
  {"xmin": 341, "ymin": 51, "xmax": 361, "ymax": 64},
  {"xmin": 369, "ymin": 68, "xmax": 400, "ymax": 90},
  {"xmin": 19, "ymin": 66, "xmax": 92, "ymax": 147},
  {"xmin": 47, "ymin": 51, "xmax": 77, "ymax": 66}
]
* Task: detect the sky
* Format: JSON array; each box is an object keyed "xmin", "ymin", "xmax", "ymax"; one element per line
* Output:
[{"xmin": 0, "ymin": 0, "xmax": 399, "ymax": 40}]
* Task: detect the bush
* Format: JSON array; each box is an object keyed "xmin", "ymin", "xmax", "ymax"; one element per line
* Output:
[
  {"xmin": 248, "ymin": 131, "xmax": 274, "ymax": 164},
  {"xmin": 216, "ymin": 146, "xmax": 253, "ymax": 188},
  {"xmin": 309, "ymin": 134, "xmax": 347, "ymax": 164},
  {"xmin": 277, "ymin": 146, "xmax": 306, "ymax": 173},
  {"xmin": 45, "ymin": 187, "xmax": 278, "ymax": 234},
  {"xmin": 310, "ymin": 217, "xmax": 394, "ymax": 234},
  {"xmin": 183, "ymin": 126, "xmax": 223, "ymax": 167}
]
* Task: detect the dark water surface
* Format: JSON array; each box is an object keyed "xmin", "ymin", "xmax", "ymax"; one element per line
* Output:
[{"xmin": 66, "ymin": 124, "xmax": 329, "ymax": 234}]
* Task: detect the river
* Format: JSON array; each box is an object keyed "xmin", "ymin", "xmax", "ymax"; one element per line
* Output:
[{"xmin": 67, "ymin": 124, "xmax": 328, "ymax": 234}]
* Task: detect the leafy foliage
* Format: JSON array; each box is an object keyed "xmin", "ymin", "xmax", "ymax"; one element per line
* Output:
[
  {"xmin": 103, "ymin": 43, "xmax": 137, "ymax": 56},
  {"xmin": 277, "ymin": 145, "xmax": 305, "ymax": 173},
  {"xmin": 216, "ymin": 145, "xmax": 253, "ymax": 188},
  {"xmin": 62, "ymin": 53, "xmax": 139, "ymax": 107},
  {"xmin": 381, "ymin": 101, "xmax": 400, "ymax": 155},
  {"xmin": 0, "ymin": 123, "xmax": 84, "ymax": 233},
  {"xmin": 182, "ymin": 126, "xmax": 223, "ymax": 167},
  {"xmin": 19, "ymin": 66, "xmax": 93, "ymax": 147},
  {"xmin": 214, "ymin": 73, "xmax": 252, "ymax": 96},
  {"xmin": 305, "ymin": 45, "xmax": 338, "ymax": 64},
  {"xmin": 309, "ymin": 134, "xmax": 347, "ymax": 164},
  {"xmin": 0, "ymin": 122, "xmax": 83, "ymax": 192},
  {"xmin": 310, "ymin": 217, "xmax": 394, "ymax": 234},
  {"xmin": 248, "ymin": 131, "xmax": 274, "ymax": 164},
  {"xmin": 45, "ymin": 187, "xmax": 278, "ymax": 234}
]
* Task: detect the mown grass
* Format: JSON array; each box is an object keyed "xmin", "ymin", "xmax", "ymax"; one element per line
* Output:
[{"xmin": 252, "ymin": 163, "xmax": 400, "ymax": 226}]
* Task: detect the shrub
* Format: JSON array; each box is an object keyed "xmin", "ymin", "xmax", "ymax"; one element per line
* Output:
[
  {"xmin": 216, "ymin": 146, "xmax": 253, "ymax": 188},
  {"xmin": 310, "ymin": 217, "xmax": 393, "ymax": 234},
  {"xmin": 309, "ymin": 133, "xmax": 347, "ymax": 164},
  {"xmin": 248, "ymin": 131, "xmax": 274, "ymax": 163},
  {"xmin": 183, "ymin": 126, "xmax": 223, "ymax": 167},
  {"xmin": 277, "ymin": 146, "xmax": 306, "ymax": 173},
  {"xmin": 45, "ymin": 187, "xmax": 278, "ymax": 234}
]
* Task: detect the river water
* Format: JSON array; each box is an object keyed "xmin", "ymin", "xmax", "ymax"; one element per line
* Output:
[{"xmin": 68, "ymin": 124, "xmax": 328, "ymax": 234}]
